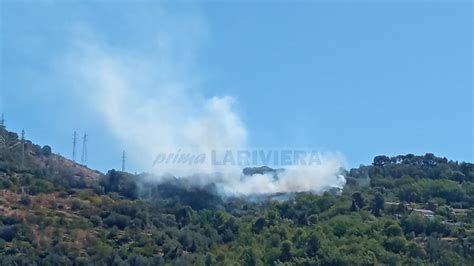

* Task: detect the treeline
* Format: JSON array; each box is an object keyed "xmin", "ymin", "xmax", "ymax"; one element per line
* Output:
[{"xmin": 352, "ymin": 153, "xmax": 474, "ymax": 182}]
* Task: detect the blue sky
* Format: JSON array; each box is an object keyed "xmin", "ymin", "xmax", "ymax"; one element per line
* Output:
[{"xmin": 1, "ymin": 0, "xmax": 472, "ymax": 173}]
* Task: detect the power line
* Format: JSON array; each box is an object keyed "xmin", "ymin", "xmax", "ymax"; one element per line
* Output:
[
  {"xmin": 72, "ymin": 131, "xmax": 77, "ymax": 162},
  {"xmin": 0, "ymin": 113, "xmax": 4, "ymax": 148},
  {"xmin": 81, "ymin": 133, "xmax": 88, "ymax": 166},
  {"xmin": 122, "ymin": 150, "xmax": 126, "ymax": 172},
  {"xmin": 21, "ymin": 129, "xmax": 25, "ymax": 169}
]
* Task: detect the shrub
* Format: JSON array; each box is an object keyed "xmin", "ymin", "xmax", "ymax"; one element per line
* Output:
[
  {"xmin": 90, "ymin": 215, "xmax": 102, "ymax": 227},
  {"xmin": 1, "ymin": 179, "xmax": 13, "ymax": 189},
  {"xmin": 41, "ymin": 145, "xmax": 52, "ymax": 157},
  {"xmin": 20, "ymin": 195, "xmax": 31, "ymax": 206},
  {"xmin": 71, "ymin": 200, "xmax": 82, "ymax": 211},
  {"xmin": 0, "ymin": 225, "xmax": 17, "ymax": 242},
  {"xmin": 103, "ymin": 213, "xmax": 131, "ymax": 230}
]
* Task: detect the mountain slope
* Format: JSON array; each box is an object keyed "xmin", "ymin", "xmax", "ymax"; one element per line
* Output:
[{"xmin": 0, "ymin": 126, "xmax": 473, "ymax": 265}]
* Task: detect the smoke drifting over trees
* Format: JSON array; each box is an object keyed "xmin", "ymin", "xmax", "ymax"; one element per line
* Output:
[{"xmin": 64, "ymin": 20, "xmax": 345, "ymax": 196}]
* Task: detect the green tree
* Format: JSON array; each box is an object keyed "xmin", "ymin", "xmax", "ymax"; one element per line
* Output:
[
  {"xmin": 41, "ymin": 145, "xmax": 52, "ymax": 157},
  {"xmin": 306, "ymin": 232, "xmax": 321, "ymax": 257},
  {"xmin": 241, "ymin": 247, "xmax": 258, "ymax": 266},
  {"xmin": 407, "ymin": 242, "xmax": 426, "ymax": 258},
  {"xmin": 175, "ymin": 206, "xmax": 193, "ymax": 227},
  {"xmin": 280, "ymin": 240, "xmax": 293, "ymax": 262},
  {"xmin": 384, "ymin": 236, "xmax": 406, "ymax": 253},
  {"xmin": 252, "ymin": 217, "xmax": 266, "ymax": 234},
  {"xmin": 371, "ymin": 192, "xmax": 385, "ymax": 216},
  {"xmin": 401, "ymin": 214, "xmax": 427, "ymax": 235},
  {"xmin": 350, "ymin": 192, "xmax": 366, "ymax": 211},
  {"xmin": 384, "ymin": 224, "xmax": 403, "ymax": 237}
]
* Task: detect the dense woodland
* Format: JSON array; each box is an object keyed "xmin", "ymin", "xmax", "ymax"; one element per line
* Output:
[{"xmin": 0, "ymin": 126, "xmax": 473, "ymax": 265}]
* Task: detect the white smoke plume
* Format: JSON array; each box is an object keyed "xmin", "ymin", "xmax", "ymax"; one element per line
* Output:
[
  {"xmin": 63, "ymin": 11, "xmax": 345, "ymax": 196},
  {"xmin": 222, "ymin": 155, "xmax": 346, "ymax": 196}
]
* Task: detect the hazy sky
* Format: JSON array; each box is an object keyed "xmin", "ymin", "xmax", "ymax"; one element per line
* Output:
[{"xmin": 1, "ymin": 1, "xmax": 472, "ymax": 173}]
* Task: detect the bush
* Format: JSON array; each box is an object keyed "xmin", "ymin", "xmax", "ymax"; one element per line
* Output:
[
  {"xmin": 1, "ymin": 179, "xmax": 13, "ymax": 189},
  {"xmin": 29, "ymin": 180, "xmax": 55, "ymax": 195},
  {"xmin": 71, "ymin": 200, "xmax": 82, "ymax": 211},
  {"xmin": 0, "ymin": 225, "xmax": 17, "ymax": 242},
  {"xmin": 103, "ymin": 213, "xmax": 131, "ymax": 230},
  {"xmin": 41, "ymin": 145, "xmax": 52, "ymax": 157},
  {"xmin": 90, "ymin": 215, "xmax": 102, "ymax": 227},
  {"xmin": 384, "ymin": 236, "xmax": 406, "ymax": 253},
  {"xmin": 20, "ymin": 195, "xmax": 31, "ymax": 206}
]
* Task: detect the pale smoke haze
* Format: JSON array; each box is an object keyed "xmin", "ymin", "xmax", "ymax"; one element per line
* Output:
[{"xmin": 63, "ymin": 14, "xmax": 345, "ymax": 196}]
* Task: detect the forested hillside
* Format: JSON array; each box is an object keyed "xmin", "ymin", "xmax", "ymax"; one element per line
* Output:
[{"xmin": 0, "ymin": 126, "xmax": 473, "ymax": 265}]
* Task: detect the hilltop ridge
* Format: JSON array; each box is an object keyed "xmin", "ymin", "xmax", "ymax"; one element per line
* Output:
[{"xmin": 0, "ymin": 126, "xmax": 102, "ymax": 185}]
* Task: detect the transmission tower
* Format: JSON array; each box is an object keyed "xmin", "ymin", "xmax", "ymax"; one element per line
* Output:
[
  {"xmin": 72, "ymin": 131, "xmax": 77, "ymax": 162},
  {"xmin": 121, "ymin": 150, "xmax": 126, "ymax": 172},
  {"xmin": 21, "ymin": 129, "xmax": 25, "ymax": 168},
  {"xmin": 80, "ymin": 133, "xmax": 88, "ymax": 166}
]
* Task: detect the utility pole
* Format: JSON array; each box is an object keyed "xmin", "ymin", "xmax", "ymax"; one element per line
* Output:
[
  {"xmin": 121, "ymin": 150, "xmax": 126, "ymax": 172},
  {"xmin": 81, "ymin": 133, "xmax": 88, "ymax": 166},
  {"xmin": 0, "ymin": 113, "xmax": 4, "ymax": 127},
  {"xmin": 21, "ymin": 129, "xmax": 25, "ymax": 168},
  {"xmin": 72, "ymin": 131, "xmax": 77, "ymax": 162}
]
